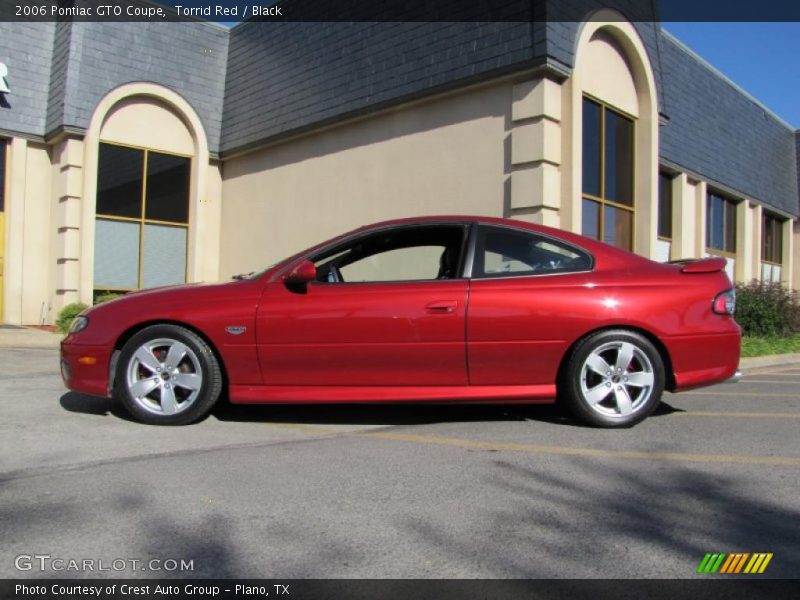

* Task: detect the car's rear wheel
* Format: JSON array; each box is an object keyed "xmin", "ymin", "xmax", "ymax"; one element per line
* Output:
[
  {"xmin": 561, "ymin": 330, "xmax": 664, "ymax": 428},
  {"xmin": 114, "ymin": 324, "xmax": 222, "ymax": 425}
]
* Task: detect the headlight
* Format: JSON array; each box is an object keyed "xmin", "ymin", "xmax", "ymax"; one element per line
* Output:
[{"xmin": 69, "ymin": 315, "xmax": 90, "ymax": 334}]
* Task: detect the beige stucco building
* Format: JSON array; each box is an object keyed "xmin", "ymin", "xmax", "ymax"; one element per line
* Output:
[{"xmin": 1, "ymin": 5, "xmax": 798, "ymax": 325}]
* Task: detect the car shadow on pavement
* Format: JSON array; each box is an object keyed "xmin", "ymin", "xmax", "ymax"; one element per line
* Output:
[
  {"xmin": 59, "ymin": 391, "xmax": 683, "ymax": 428},
  {"xmin": 210, "ymin": 399, "xmax": 569, "ymax": 427},
  {"xmin": 211, "ymin": 399, "xmax": 682, "ymax": 428},
  {"xmin": 59, "ymin": 391, "xmax": 138, "ymax": 422}
]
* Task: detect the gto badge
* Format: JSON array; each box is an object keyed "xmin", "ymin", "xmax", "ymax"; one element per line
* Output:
[{"xmin": 225, "ymin": 326, "xmax": 247, "ymax": 335}]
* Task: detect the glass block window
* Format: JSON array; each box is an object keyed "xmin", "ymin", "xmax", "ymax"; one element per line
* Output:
[
  {"xmin": 94, "ymin": 220, "xmax": 140, "ymax": 289},
  {"xmin": 94, "ymin": 142, "xmax": 190, "ymax": 292},
  {"xmin": 582, "ymin": 97, "xmax": 635, "ymax": 251},
  {"xmin": 142, "ymin": 224, "xmax": 188, "ymax": 288}
]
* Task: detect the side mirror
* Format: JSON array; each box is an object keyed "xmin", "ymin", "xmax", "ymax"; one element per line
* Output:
[{"xmin": 284, "ymin": 259, "xmax": 317, "ymax": 285}]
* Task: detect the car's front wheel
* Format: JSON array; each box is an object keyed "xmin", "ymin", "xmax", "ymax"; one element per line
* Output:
[
  {"xmin": 561, "ymin": 330, "xmax": 665, "ymax": 428},
  {"xmin": 114, "ymin": 324, "xmax": 222, "ymax": 425}
]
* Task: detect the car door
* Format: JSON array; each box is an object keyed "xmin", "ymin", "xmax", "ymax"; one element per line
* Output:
[
  {"xmin": 466, "ymin": 224, "xmax": 594, "ymax": 385},
  {"xmin": 256, "ymin": 224, "xmax": 470, "ymax": 387}
]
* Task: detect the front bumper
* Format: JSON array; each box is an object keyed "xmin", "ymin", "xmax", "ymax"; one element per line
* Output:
[{"xmin": 60, "ymin": 341, "xmax": 113, "ymax": 398}]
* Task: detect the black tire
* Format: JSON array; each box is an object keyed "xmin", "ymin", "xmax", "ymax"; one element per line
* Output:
[
  {"xmin": 560, "ymin": 329, "xmax": 665, "ymax": 428},
  {"xmin": 114, "ymin": 324, "xmax": 222, "ymax": 425}
]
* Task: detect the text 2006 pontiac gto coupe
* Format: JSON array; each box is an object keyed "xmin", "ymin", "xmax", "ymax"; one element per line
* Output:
[{"xmin": 61, "ymin": 216, "xmax": 740, "ymax": 427}]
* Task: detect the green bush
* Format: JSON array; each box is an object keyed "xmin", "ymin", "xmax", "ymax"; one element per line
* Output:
[
  {"xmin": 93, "ymin": 291, "xmax": 124, "ymax": 304},
  {"xmin": 56, "ymin": 302, "xmax": 88, "ymax": 334},
  {"xmin": 734, "ymin": 281, "xmax": 800, "ymax": 337}
]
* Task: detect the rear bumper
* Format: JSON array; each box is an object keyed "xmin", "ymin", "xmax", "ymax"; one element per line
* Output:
[
  {"xmin": 60, "ymin": 341, "xmax": 113, "ymax": 398},
  {"xmin": 724, "ymin": 370, "xmax": 743, "ymax": 384},
  {"xmin": 664, "ymin": 331, "xmax": 741, "ymax": 391}
]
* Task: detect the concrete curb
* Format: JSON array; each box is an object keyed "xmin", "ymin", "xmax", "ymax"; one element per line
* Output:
[
  {"xmin": 739, "ymin": 353, "xmax": 800, "ymax": 372},
  {"xmin": 0, "ymin": 326, "xmax": 62, "ymax": 348}
]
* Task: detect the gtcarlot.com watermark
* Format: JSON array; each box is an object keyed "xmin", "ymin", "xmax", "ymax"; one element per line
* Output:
[{"xmin": 15, "ymin": 554, "xmax": 194, "ymax": 573}]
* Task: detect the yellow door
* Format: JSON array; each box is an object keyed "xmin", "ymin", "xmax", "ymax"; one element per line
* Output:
[{"xmin": 0, "ymin": 211, "xmax": 4, "ymax": 320}]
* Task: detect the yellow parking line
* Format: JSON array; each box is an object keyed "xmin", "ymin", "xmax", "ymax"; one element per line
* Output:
[
  {"xmin": 265, "ymin": 422, "xmax": 343, "ymax": 436},
  {"xmin": 684, "ymin": 391, "xmax": 798, "ymax": 397},
  {"xmin": 738, "ymin": 379, "xmax": 800, "ymax": 385},
  {"xmin": 750, "ymin": 376, "xmax": 800, "ymax": 380},
  {"xmin": 361, "ymin": 431, "xmax": 800, "ymax": 466},
  {"xmin": 671, "ymin": 411, "xmax": 800, "ymax": 419},
  {"xmin": 755, "ymin": 370, "xmax": 800, "ymax": 376}
]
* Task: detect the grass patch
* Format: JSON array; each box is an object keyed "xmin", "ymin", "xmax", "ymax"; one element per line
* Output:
[{"xmin": 741, "ymin": 335, "xmax": 800, "ymax": 358}]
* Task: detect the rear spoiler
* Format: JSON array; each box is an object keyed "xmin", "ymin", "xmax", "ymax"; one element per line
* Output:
[{"xmin": 670, "ymin": 257, "xmax": 727, "ymax": 274}]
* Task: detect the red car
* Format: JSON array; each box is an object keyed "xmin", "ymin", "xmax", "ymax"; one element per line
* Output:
[{"xmin": 61, "ymin": 216, "xmax": 740, "ymax": 427}]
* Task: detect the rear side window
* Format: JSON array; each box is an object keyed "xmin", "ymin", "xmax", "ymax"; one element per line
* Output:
[{"xmin": 473, "ymin": 226, "xmax": 592, "ymax": 278}]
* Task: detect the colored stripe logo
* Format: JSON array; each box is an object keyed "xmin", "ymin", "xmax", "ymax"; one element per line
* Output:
[{"xmin": 697, "ymin": 552, "xmax": 773, "ymax": 574}]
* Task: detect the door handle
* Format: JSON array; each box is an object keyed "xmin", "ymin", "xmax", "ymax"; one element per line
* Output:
[{"xmin": 425, "ymin": 301, "xmax": 458, "ymax": 314}]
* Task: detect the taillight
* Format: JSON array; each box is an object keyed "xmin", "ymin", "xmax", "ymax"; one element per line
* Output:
[{"xmin": 712, "ymin": 289, "xmax": 736, "ymax": 315}]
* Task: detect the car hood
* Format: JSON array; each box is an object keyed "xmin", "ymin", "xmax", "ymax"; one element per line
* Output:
[{"xmin": 109, "ymin": 279, "xmax": 259, "ymax": 307}]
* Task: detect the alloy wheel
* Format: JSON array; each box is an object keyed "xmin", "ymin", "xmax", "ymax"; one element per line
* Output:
[
  {"xmin": 125, "ymin": 338, "xmax": 203, "ymax": 416},
  {"xmin": 579, "ymin": 340, "xmax": 655, "ymax": 419}
]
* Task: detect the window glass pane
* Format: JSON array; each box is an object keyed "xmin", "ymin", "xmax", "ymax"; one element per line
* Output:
[
  {"xmin": 603, "ymin": 205, "xmax": 633, "ymax": 250},
  {"xmin": 141, "ymin": 224, "xmax": 187, "ymax": 288},
  {"xmin": 340, "ymin": 246, "xmax": 443, "ymax": 282},
  {"xmin": 582, "ymin": 99, "xmax": 601, "ymax": 197},
  {"xmin": 312, "ymin": 225, "xmax": 465, "ymax": 282},
  {"xmin": 762, "ymin": 216, "xmax": 772, "ymax": 261},
  {"xmin": 605, "ymin": 110, "xmax": 634, "ymax": 206},
  {"xmin": 706, "ymin": 192, "xmax": 738, "ymax": 253},
  {"xmin": 724, "ymin": 197, "xmax": 737, "ymax": 253},
  {"xmin": 0, "ymin": 138, "xmax": 6, "ymax": 212},
  {"xmin": 582, "ymin": 199, "xmax": 600, "ymax": 240},
  {"xmin": 658, "ymin": 172, "xmax": 673, "ymax": 239},
  {"xmin": 762, "ymin": 215, "xmax": 783, "ymax": 263},
  {"xmin": 97, "ymin": 144, "xmax": 144, "ymax": 218},
  {"xmin": 94, "ymin": 219, "xmax": 140, "ymax": 289},
  {"xmin": 476, "ymin": 226, "xmax": 591, "ymax": 278},
  {"xmin": 707, "ymin": 194, "xmax": 724, "ymax": 251},
  {"xmin": 145, "ymin": 152, "xmax": 190, "ymax": 223}
]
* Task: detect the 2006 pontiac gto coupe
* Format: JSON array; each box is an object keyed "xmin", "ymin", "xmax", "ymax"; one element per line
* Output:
[{"xmin": 61, "ymin": 216, "xmax": 740, "ymax": 427}]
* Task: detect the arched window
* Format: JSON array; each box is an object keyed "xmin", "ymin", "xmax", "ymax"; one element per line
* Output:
[
  {"xmin": 92, "ymin": 95, "xmax": 195, "ymax": 297},
  {"xmin": 569, "ymin": 13, "xmax": 659, "ymax": 258},
  {"xmin": 581, "ymin": 96, "xmax": 635, "ymax": 250},
  {"xmin": 94, "ymin": 142, "xmax": 191, "ymax": 293}
]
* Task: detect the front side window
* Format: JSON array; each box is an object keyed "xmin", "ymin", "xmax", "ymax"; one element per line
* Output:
[
  {"xmin": 94, "ymin": 142, "xmax": 190, "ymax": 292},
  {"xmin": 706, "ymin": 191, "xmax": 737, "ymax": 255},
  {"xmin": 473, "ymin": 225, "xmax": 592, "ymax": 278},
  {"xmin": 312, "ymin": 225, "xmax": 466, "ymax": 283},
  {"xmin": 582, "ymin": 97, "xmax": 635, "ymax": 250}
]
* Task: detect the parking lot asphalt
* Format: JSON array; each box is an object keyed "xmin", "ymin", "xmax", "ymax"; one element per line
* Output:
[{"xmin": 1, "ymin": 346, "xmax": 798, "ymax": 579}]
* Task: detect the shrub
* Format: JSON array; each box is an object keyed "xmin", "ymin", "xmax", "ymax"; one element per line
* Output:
[
  {"xmin": 734, "ymin": 281, "xmax": 800, "ymax": 337},
  {"xmin": 93, "ymin": 291, "xmax": 124, "ymax": 304},
  {"xmin": 56, "ymin": 302, "xmax": 88, "ymax": 334}
]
